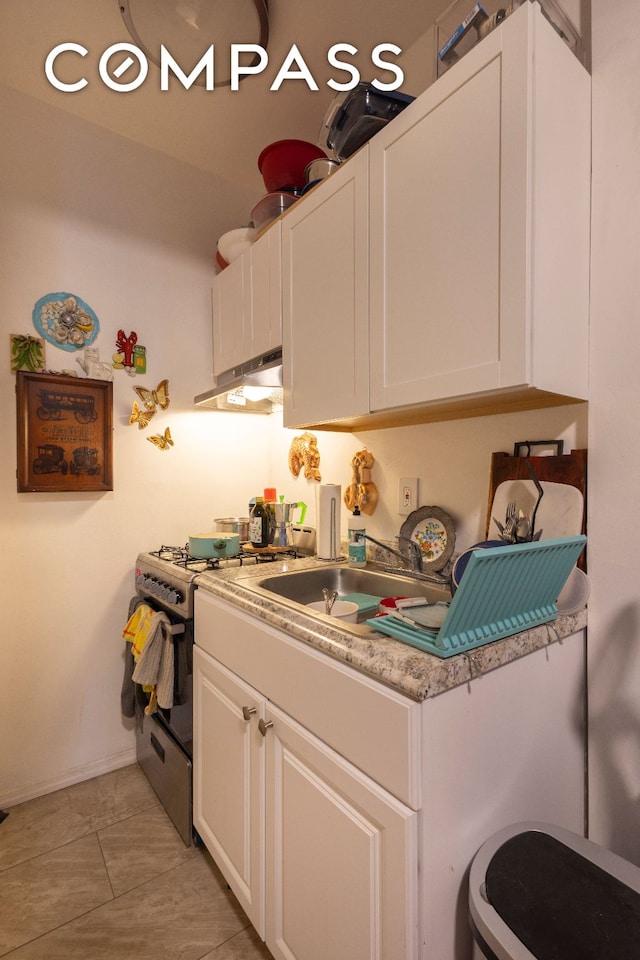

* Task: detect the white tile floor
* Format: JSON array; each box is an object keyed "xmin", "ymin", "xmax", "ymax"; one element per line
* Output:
[{"xmin": 0, "ymin": 764, "xmax": 272, "ymax": 959}]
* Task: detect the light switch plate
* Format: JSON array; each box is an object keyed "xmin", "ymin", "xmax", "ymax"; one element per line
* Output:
[{"xmin": 399, "ymin": 477, "xmax": 418, "ymax": 515}]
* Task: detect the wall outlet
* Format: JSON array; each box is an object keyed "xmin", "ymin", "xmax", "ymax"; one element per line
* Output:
[{"xmin": 399, "ymin": 477, "xmax": 418, "ymax": 515}]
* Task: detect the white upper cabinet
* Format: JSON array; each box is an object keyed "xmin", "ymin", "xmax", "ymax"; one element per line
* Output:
[
  {"xmin": 282, "ymin": 149, "xmax": 370, "ymax": 428},
  {"xmin": 279, "ymin": 1, "xmax": 590, "ymax": 428},
  {"xmin": 212, "ymin": 255, "xmax": 245, "ymax": 377},
  {"xmin": 247, "ymin": 221, "xmax": 282, "ymax": 362},
  {"xmin": 212, "ymin": 222, "xmax": 282, "ymax": 377},
  {"xmin": 369, "ymin": 2, "xmax": 591, "ymax": 413}
]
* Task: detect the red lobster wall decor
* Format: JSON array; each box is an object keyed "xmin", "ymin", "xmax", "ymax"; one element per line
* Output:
[{"xmin": 115, "ymin": 330, "xmax": 137, "ymax": 368}]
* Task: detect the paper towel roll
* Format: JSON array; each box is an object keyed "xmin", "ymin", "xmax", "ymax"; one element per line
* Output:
[{"xmin": 316, "ymin": 484, "xmax": 341, "ymax": 560}]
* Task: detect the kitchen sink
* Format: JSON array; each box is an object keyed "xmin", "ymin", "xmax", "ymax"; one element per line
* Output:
[{"xmin": 240, "ymin": 564, "xmax": 451, "ymax": 625}]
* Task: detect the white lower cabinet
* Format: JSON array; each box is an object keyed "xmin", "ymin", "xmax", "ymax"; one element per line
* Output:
[
  {"xmin": 264, "ymin": 703, "xmax": 417, "ymax": 960},
  {"xmin": 193, "ymin": 649, "xmax": 265, "ymax": 935},
  {"xmin": 194, "ymin": 592, "xmax": 419, "ymax": 960}
]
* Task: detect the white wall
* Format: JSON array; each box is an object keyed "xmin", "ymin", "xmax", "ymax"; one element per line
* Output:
[
  {"xmin": 267, "ymin": 407, "xmax": 587, "ymax": 554},
  {"xmin": 587, "ymin": 0, "xmax": 640, "ymax": 862},
  {"xmin": 0, "ymin": 85, "xmax": 270, "ymax": 805}
]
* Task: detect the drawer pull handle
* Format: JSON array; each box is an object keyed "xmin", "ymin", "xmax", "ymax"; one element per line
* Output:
[
  {"xmin": 258, "ymin": 719, "xmax": 273, "ymax": 737},
  {"xmin": 150, "ymin": 733, "xmax": 165, "ymax": 763},
  {"xmin": 242, "ymin": 706, "xmax": 257, "ymax": 721}
]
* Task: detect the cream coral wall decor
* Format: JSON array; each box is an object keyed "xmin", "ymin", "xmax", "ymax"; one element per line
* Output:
[
  {"xmin": 344, "ymin": 449, "xmax": 378, "ymax": 516},
  {"xmin": 288, "ymin": 432, "xmax": 321, "ymax": 481}
]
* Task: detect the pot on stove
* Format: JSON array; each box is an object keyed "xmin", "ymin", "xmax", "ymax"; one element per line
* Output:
[
  {"xmin": 213, "ymin": 517, "xmax": 250, "ymax": 541},
  {"xmin": 189, "ymin": 531, "xmax": 240, "ymax": 559}
]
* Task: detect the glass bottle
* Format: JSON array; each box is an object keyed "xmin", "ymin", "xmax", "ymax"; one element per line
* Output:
[{"xmin": 250, "ymin": 496, "xmax": 270, "ymax": 547}]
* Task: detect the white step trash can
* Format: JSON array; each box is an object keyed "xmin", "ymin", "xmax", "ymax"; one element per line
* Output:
[{"xmin": 469, "ymin": 822, "xmax": 640, "ymax": 959}]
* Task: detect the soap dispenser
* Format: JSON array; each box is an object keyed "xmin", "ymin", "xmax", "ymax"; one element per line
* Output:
[{"xmin": 348, "ymin": 506, "xmax": 366, "ymax": 567}]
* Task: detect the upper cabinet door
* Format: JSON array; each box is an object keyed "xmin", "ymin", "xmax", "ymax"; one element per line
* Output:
[
  {"xmin": 248, "ymin": 221, "xmax": 282, "ymax": 362},
  {"xmin": 212, "ymin": 256, "xmax": 246, "ymax": 377},
  {"xmin": 369, "ymin": 2, "xmax": 590, "ymax": 413},
  {"xmin": 193, "ymin": 647, "xmax": 265, "ymax": 937},
  {"xmin": 370, "ymin": 55, "xmax": 503, "ymax": 411},
  {"xmin": 282, "ymin": 148, "xmax": 370, "ymax": 428},
  {"xmin": 212, "ymin": 223, "xmax": 283, "ymax": 377},
  {"xmin": 264, "ymin": 703, "xmax": 418, "ymax": 960}
]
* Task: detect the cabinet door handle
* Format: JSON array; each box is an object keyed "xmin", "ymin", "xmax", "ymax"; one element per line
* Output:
[
  {"xmin": 242, "ymin": 706, "xmax": 257, "ymax": 721},
  {"xmin": 258, "ymin": 719, "xmax": 273, "ymax": 737}
]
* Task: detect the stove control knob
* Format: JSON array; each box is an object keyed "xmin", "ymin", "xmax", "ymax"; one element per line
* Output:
[
  {"xmin": 156, "ymin": 582, "xmax": 169, "ymax": 601},
  {"xmin": 135, "ymin": 573, "xmax": 146, "ymax": 588},
  {"xmin": 167, "ymin": 589, "xmax": 179, "ymax": 605}
]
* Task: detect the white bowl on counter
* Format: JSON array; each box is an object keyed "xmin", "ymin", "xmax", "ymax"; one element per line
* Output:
[{"xmin": 306, "ymin": 600, "xmax": 359, "ymax": 623}]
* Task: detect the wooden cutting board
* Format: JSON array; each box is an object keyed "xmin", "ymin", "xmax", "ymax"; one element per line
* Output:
[{"xmin": 485, "ymin": 448, "xmax": 587, "ymax": 568}]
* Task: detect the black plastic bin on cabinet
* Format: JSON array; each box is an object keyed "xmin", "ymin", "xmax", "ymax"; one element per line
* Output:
[{"xmin": 469, "ymin": 822, "xmax": 640, "ymax": 960}]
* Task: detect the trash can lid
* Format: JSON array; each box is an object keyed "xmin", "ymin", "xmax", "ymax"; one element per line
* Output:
[{"xmin": 484, "ymin": 830, "xmax": 640, "ymax": 959}]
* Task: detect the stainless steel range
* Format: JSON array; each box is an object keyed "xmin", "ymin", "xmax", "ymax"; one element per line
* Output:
[{"xmin": 128, "ymin": 545, "xmax": 296, "ymax": 846}]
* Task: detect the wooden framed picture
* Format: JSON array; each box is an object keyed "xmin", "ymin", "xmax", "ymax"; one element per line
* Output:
[{"xmin": 16, "ymin": 371, "xmax": 113, "ymax": 492}]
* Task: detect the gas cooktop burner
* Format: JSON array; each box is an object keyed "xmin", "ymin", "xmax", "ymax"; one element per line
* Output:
[
  {"xmin": 151, "ymin": 545, "xmax": 189, "ymax": 561},
  {"xmin": 148, "ymin": 544, "xmax": 298, "ymax": 571}
]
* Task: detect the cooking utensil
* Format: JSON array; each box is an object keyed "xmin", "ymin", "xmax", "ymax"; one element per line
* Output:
[
  {"xmin": 189, "ymin": 532, "xmax": 240, "ymax": 559},
  {"xmin": 250, "ymin": 191, "xmax": 298, "ymax": 231},
  {"xmin": 320, "ymin": 82, "xmax": 415, "ymax": 160},
  {"xmin": 398, "ymin": 505, "xmax": 456, "ymax": 572},
  {"xmin": 214, "ymin": 517, "xmax": 250, "ymax": 541},
  {"xmin": 525, "ymin": 459, "xmax": 544, "ymax": 541},
  {"xmin": 272, "ymin": 501, "xmax": 307, "ymax": 547},
  {"xmin": 216, "ymin": 227, "xmax": 256, "ymax": 265},
  {"xmin": 379, "ymin": 596, "xmax": 408, "ymax": 614},
  {"xmin": 451, "ymin": 540, "xmax": 506, "ymax": 593},
  {"xmin": 257, "ymin": 139, "xmax": 328, "ymax": 193},
  {"xmin": 291, "ymin": 524, "xmax": 316, "ymax": 556},
  {"xmin": 556, "ymin": 566, "xmax": 590, "ymax": 615},
  {"xmin": 322, "ymin": 588, "xmax": 339, "ymax": 615},
  {"xmin": 391, "ymin": 600, "xmax": 450, "ymax": 631},
  {"xmin": 502, "ymin": 500, "xmax": 518, "ymax": 542},
  {"xmin": 304, "ymin": 157, "xmax": 341, "ymax": 183},
  {"xmin": 515, "ymin": 510, "xmax": 530, "ymax": 540}
]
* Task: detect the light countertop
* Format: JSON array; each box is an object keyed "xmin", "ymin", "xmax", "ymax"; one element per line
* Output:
[{"xmin": 195, "ymin": 557, "xmax": 587, "ymax": 703}]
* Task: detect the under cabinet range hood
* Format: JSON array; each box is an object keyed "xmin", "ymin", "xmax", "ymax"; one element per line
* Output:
[{"xmin": 194, "ymin": 350, "xmax": 283, "ymax": 414}]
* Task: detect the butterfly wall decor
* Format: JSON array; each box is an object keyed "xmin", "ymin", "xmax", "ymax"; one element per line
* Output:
[
  {"xmin": 147, "ymin": 427, "xmax": 173, "ymax": 450},
  {"xmin": 134, "ymin": 379, "xmax": 170, "ymax": 413},
  {"xmin": 129, "ymin": 400, "xmax": 155, "ymax": 430}
]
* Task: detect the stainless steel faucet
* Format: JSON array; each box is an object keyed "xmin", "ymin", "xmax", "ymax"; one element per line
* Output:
[{"xmin": 361, "ymin": 533, "xmax": 448, "ymax": 584}]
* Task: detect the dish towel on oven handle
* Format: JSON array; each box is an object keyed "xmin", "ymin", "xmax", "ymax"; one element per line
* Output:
[{"xmin": 122, "ymin": 602, "xmax": 174, "ymax": 713}]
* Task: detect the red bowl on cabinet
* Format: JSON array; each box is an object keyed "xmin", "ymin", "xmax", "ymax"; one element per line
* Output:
[{"xmin": 258, "ymin": 139, "xmax": 328, "ymax": 192}]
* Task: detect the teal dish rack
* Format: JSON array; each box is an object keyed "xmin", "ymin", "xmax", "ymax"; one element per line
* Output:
[{"xmin": 374, "ymin": 536, "xmax": 587, "ymax": 659}]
